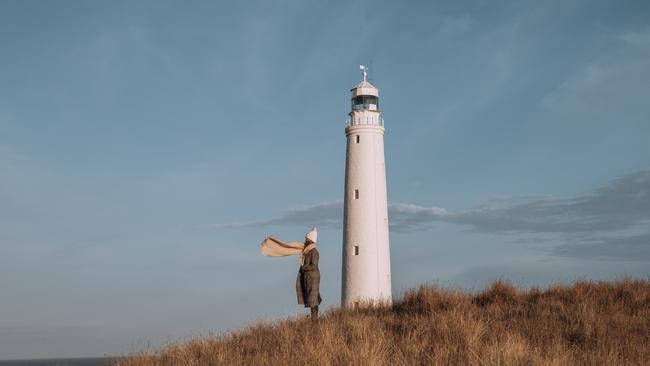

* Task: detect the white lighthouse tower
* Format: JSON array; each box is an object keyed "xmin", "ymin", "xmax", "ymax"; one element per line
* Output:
[{"xmin": 342, "ymin": 65, "xmax": 392, "ymax": 306}]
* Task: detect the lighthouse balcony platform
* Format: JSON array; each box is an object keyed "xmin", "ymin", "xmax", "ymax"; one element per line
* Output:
[{"xmin": 345, "ymin": 116, "xmax": 384, "ymax": 127}]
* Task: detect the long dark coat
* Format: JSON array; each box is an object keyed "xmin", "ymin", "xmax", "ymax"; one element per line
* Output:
[{"xmin": 296, "ymin": 248, "xmax": 322, "ymax": 307}]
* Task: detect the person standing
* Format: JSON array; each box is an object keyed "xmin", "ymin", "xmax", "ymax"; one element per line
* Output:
[
  {"xmin": 260, "ymin": 227, "xmax": 322, "ymax": 321},
  {"xmin": 296, "ymin": 227, "xmax": 322, "ymax": 321}
]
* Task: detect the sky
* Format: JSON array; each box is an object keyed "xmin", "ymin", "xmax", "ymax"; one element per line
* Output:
[{"xmin": 1, "ymin": 0, "xmax": 649, "ymax": 360}]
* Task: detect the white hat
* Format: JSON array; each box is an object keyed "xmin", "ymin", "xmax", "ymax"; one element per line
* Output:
[{"xmin": 305, "ymin": 227, "xmax": 318, "ymax": 243}]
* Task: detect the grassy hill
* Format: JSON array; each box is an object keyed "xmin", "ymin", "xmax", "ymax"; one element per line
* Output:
[{"xmin": 115, "ymin": 279, "xmax": 650, "ymax": 365}]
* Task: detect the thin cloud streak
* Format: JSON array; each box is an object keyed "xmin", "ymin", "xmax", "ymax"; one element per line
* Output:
[
  {"xmin": 550, "ymin": 231, "xmax": 650, "ymax": 261},
  {"xmin": 219, "ymin": 170, "xmax": 650, "ymax": 259},
  {"xmin": 217, "ymin": 201, "xmax": 448, "ymax": 232},
  {"xmin": 220, "ymin": 170, "xmax": 650, "ymax": 235},
  {"xmin": 447, "ymin": 170, "xmax": 650, "ymax": 235},
  {"xmin": 217, "ymin": 201, "xmax": 343, "ymax": 229}
]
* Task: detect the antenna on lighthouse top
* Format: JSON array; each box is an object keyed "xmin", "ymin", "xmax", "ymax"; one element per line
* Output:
[{"xmin": 359, "ymin": 65, "xmax": 367, "ymax": 82}]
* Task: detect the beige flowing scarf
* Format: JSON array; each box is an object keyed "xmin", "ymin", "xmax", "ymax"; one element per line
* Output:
[{"xmin": 261, "ymin": 236, "xmax": 316, "ymax": 265}]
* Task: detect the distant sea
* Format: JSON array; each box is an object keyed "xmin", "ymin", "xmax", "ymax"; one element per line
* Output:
[{"xmin": 0, "ymin": 358, "xmax": 116, "ymax": 366}]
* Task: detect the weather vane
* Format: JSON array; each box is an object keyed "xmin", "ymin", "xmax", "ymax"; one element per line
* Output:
[{"xmin": 359, "ymin": 64, "xmax": 368, "ymax": 81}]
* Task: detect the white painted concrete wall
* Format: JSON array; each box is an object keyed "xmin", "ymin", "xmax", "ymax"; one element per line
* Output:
[{"xmin": 342, "ymin": 83, "xmax": 392, "ymax": 307}]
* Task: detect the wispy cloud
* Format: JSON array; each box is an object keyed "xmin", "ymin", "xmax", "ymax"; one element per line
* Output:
[
  {"xmin": 550, "ymin": 231, "xmax": 650, "ymax": 261},
  {"xmin": 447, "ymin": 170, "xmax": 650, "ymax": 235},
  {"xmin": 217, "ymin": 201, "xmax": 448, "ymax": 232},
  {"xmin": 617, "ymin": 27, "xmax": 650, "ymax": 47},
  {"xmin": 220, "ymin": 170, "xmax": 650, "ymax": 259},
  {"xmin": 540, "ymin": 28, "xmax": 650, "ymax": 127},
  {"xmin": 217, "ymin": 201, "xmax": 343, "ymax": 229},
  {"xmin": 221, "ymin": 170, "xmax": 650, "ymax": 234},
  {"xmin": 388, "ymin": 204, "xmax": 448, "ymax": 232}
]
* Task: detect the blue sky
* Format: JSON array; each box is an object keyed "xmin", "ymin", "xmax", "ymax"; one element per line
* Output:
[{"xmin": 1, "ymin": 0, "xmax": 649, "ymax": 359}]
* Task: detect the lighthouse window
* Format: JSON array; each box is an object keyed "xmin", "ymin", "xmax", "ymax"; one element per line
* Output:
[
  {"xmin": 351, "ymin": 95, "xmax": 379, "ymax": 110},
  {"xmin": 355, "ymin": 135, "xmax": 360, "ymax": 144},
  {"xmin": 354, "ymin": 189, "xmax": 359, "ymax": 199},
  {"xmin": 354, "ymin": 245, "xmax": 359, "ymax": 256}
]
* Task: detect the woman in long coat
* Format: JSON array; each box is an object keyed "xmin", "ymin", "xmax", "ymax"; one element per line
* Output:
[{"xmin": 296, "ymin": 227, "xmax": 322, "ymax": 321}]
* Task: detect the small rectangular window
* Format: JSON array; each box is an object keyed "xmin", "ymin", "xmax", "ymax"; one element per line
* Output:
[
  {"xmin": 354, "ymin": 189, "xmax": 359, "ymax": 199},
  {"xmin": 354, "ymin": 245, "xmax": 359, "ymax": 256},
  {"xmin": 355, "ymin": 135, "xmax": 360, "ymax": 144}
]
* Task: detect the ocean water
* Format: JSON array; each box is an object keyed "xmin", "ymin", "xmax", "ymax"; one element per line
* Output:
[{"xmin": 0, "ymin": 358, "xmax": 116, "ymax": 366}]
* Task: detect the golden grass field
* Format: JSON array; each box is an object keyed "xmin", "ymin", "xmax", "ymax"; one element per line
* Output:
[{"xmin": 115, "ymin": 279, "xmax": 650, "ymax": 365}]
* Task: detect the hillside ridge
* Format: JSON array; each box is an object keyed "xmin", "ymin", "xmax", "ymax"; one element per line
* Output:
[{"xmin": 116, "ymin": 279, "xmax": 650, "ymax": 366}]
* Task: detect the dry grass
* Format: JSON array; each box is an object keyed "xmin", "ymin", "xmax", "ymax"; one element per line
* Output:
[{"xmin": 115, "ymin": 279, "xmax": 650, "ymax": 366}]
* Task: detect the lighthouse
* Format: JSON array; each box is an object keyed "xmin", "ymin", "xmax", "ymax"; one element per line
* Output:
[{"xmin": 341, "ymin": 66, "xmax": 392, "ymax": 306}]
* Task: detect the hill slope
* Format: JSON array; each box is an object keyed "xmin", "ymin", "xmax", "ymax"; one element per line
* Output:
[{"xmin": 115, "ymin": 279, "xmax": 650, "ymax": 365}]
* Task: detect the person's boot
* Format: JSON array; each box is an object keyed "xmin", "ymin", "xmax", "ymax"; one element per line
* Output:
[{"xmin": 311, "ymin": 306, "xmax": 318, "ymax": 321}]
